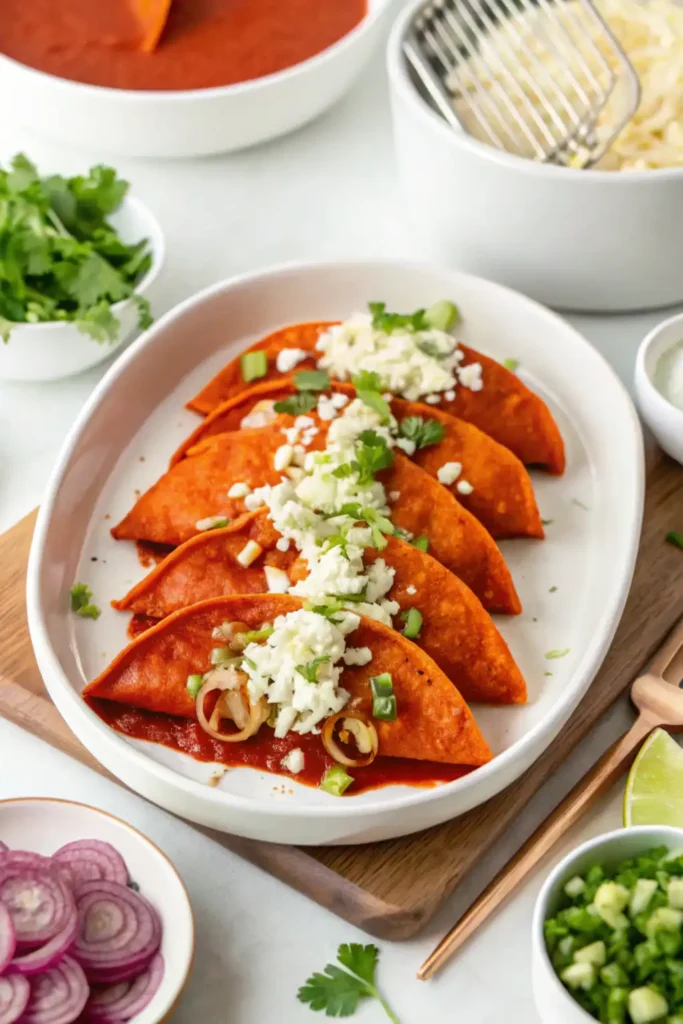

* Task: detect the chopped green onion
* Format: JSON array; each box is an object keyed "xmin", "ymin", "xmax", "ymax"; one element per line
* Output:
[
  {"xmin": 401, "ymin": 607, "xmax": 423, "ymax": 639},
  {"xmin": 371, "ymin": 673, "xmax": 397, "ymax": 721},
  {"xmin": 320, "ymin": 764, "xmax": 354, "ymax": 796},
  {"xmin": 666, "ymin": 530, "xmax": 683, "ymax": 551},
  {"xmin": 186, "ymin": 674, "xmax": 203, "ymax": 698},
  {"xmin": 424, "ymin": 299, "xmax": 459, "ymax": 332},
  {"xmin": 240, "ymin": 351, "xmax": 268, "ymax": 383},
  {"xmin": 545, "ymin": 648, "xmax": 570, "ymax": 660},
  {"xmin": 241, "ymin": 626, "xmax": 274, "ymax": 644},
  {"xmin": 70, "ymin": 582, "xmax": 101, "ymax": 619},
  {"xmin": 411, "ymin": 535, "xmax": 429, "ymax": 553},
  {"xmin": 294, "ymin": 369, "xmax": 330, "ymax": 392},
  {"xmin": 211, "ymin": 646, "xmax": 234, "ymax": 666},
  {"xmin": 296, "ymin": 655, "xmax": 330, "ymax": 683},
  {"xmin": 502, "ymin": 357, "xmax": 519, "ymax": 371}
]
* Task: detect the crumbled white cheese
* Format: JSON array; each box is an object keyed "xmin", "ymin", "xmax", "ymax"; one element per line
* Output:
[
  {"xmin": 389, "ymin": 491, "xmax": 400, "ymax": 501},
  {"xmin": 457, "ymin": 479, "xmax": 474, "ymax": 495},
  {"xmin": 458, "ymin": 362, "xmax": 483, "ymax": 391},
  {"xmin": 276, "ymin": 348, "xmax": 309, "ymax": 374},
  {"xmin": 437, "ymin": 461, "xmax": 462, "ymax": 485},
  {"xmin": 280, "ymin": 748, "xmax": 305, "ymax": 774},
  {"xmin": 395, "ymin": 437, "xmax": 416, "ymax": 456},
  {"xmin": 195, "ymin": 516, "xmax": 228, "ymax": 531},
  {"xmin": 227, "ymin": 482, "xmax": 251, "ymax": 499},
  {"xmin": 425, "ymin": 394, "xmax": 441, "ymax": 405},
  {"xmin": 343, "ymin": 646, "xmax": 373, "ymax": 666},
  {"xmin": 315, "ymin": 313, "xmax": 467, "ymax": 402},
  {"xmin": 274, "ymin": 445, "xmax": 294, "ymax": 471},
  {"xmin": 406, "ymin": 584, "xmax": 417, "ymax": 595},
  {"xmin": 241, "ymin": 401, "xmax": 277, "ymax": 429},
  {"xmin": 331, "ymin": 392, "xmax": 350, "ymax": 409},
  {"xmin": 283, "ymin": 426, "xmax": 300, "ymax": 445},
  {"xmin": 294, "ymin": 415, "xmax": 315, "ymax": 431},
  {"xmin": 275, "ymin": 537, "xmax": 291, "ymax": 553},
  {"xmin": 236, "ymin": 540, "xmax": 263, "ymax": 567},
  {"xmin": 244, "ymin": 486, "xmax": 270, "ymax": 511},
  {"xmin": 264, "ymin": 566, "xmax": 291, "ymax": 593},
  {"xmin": 444, "ymin": 389, "xmax": 456, "ymax": 401},
  {"xmin": 316, "ymin": 395, "xmax": 339, "ymax": 421}
]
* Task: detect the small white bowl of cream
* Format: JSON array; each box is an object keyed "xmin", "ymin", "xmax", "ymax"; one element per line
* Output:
[{"xmin": 635, "ymin": 311, "xmax": 683, "ymax": 465}]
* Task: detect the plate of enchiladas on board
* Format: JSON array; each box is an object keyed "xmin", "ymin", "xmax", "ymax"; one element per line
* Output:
[{"xmin": 26, "ymin": 260, "xmax": 644, "ymax": 845}]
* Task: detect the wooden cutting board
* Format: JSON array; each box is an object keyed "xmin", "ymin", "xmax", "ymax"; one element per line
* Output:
[{"xmin": 2, "ymin": 453, "xmax": 682, "ymax": 940}]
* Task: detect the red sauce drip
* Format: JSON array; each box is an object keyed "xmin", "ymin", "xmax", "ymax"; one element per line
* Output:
[
  {"xmin": 0, "ymin": 0, "xmax": 368, "ymax": 92},
  {"xmin": 89, "ymin": 699, "xmax": 473, "ymax": 795}
]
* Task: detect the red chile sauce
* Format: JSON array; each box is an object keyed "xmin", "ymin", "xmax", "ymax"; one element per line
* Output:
[
  {"xmin": 89, "ymin": 699, "xmax": 473, "ymax": 795},
  {"xmin": 0, "ymin": 0, "xmax": 368, "ymax": 92}
]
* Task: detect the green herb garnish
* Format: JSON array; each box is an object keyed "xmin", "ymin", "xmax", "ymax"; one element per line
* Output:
[
  {"xmin": 70, "ymin": 582, "xmax": 101, "ymax": 619},
  {"xmin": 241, "ymin": 626, "xmax": 274, "ymax": 644},
  {"xmin": 411, "ymin": 535, "xmax": 429, "ymax": 553},
  {"xmin": 549, "ymin": 586, "xmax": 558, "ymax": 593},
  {"xmin": 186, "ymin": 674, "xmax": 203, "ymax": 698},
  {"xmin": 370, "ymin": 673, "xmax": 397, "ymax": 721},
  {"xmin": 296, "ymin": 656, "xmax": 331, "ymax": 683},
  {"xmin": 354, "ymin": 431, "xmax": 394, "ymax": 483},
  {"xmin": 240, "ymin": 350, "xmax": 268, "ymax": 383},
  {"xmin": 0, "ymin": 155, "xmax": 153, "ymax": 344},
  {"xmin": 542, "ymin": 518, "xmax": 554, "ymax": 526},
  {"xmin": 401, "ymin": 607, "xmax": 423, "ymax": 639},
  {"xmin": 666, "ymin": 531, "xmax": 683, "ymax": 551},
  {"xmin": 503, "ymin": 358, "xmax": 520, "ymax": 371},
  {"xmin": 398, "ymin": 416, "xmax": 445, "ymax": 450},
  {"xmin": 332, "ymin": 464, "xmax": 356, "ymax": 479},
  {"xmin": 298, "ymin": 943, "xmax": 398, "ymax": 1022},
  {"xmin": 424, "ymin": 299, "xmax": 459, "ymax": 331},
  {"xmin": 369, "ymin": 301, "xmax": 428, "ymax": 334},
  {"xmin": 303, "ymin": 598, "xmax": 346, "ymax": 621},
  {"xmin": 295, "ymin": 369, "xmax": 330, "ymax": 392},
  {"xmin": 546, "ymin": 648, "xmax": 570, "ymax": 659},
  {"xmin": 352, "ymin": 372, "xmax": 392, "ymax": 425},
  {"xmin": 319, "ymin": 765, "xmax": 354, "ymax": 797},
  {"xmin": 273, "ymin": 392, "xmax": 317, "ymax": 416}
]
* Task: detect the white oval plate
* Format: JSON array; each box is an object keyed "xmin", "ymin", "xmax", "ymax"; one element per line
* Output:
[
  {"xmin": 0, "ymin": 797, "xmax": 194, "ymax": 1023},
  {"xmin": 27, "ymin": 260, "xmax": 644, "ymax": 845}
]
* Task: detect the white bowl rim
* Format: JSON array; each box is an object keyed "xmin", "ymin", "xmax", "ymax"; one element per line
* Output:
[
  {"xmin": 0, "ymin": 794, "xmax": 195, "ymax": 1020},
  {"xmin": 4, "ymin": 194, "xmax": 165, "ymax": 336},
  {"xmin": 387, "ymin": 0, "xmax": 683, "ymax": 184},
  {"xmin": 27, "ymin": 255, "xmax": 644, "ymax": 822},
  {"xmin": 532, "ymin": 824, "xmax": 683, "ymax": 1022},
  {"xmin": 635, "ymin": 311, "xmax": 683, "ymax": 424},
  {"xmin": 0, "ymin": 0, "xmax": 389, "ymax": 102}
]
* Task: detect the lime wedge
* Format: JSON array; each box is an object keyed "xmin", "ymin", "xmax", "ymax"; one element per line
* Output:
[{"xmin": 624, "ymin": 728, "xmax": 683, "ymax": 827}]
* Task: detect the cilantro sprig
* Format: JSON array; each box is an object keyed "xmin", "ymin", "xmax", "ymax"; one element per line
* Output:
[
  {"xmin": 369, "ymin": 301, "xmax": 429, "ymax": 335},
  {"xmin": 398, "ymin": 416, "xmax": 445, "ymax": 450},
  {"xmin": 70, "ymin": 582, "xmax": 101, "ymax": 620},
  {"xmin": 352, "ymin": 371, "xmax": 392, "ymax": 425},
  {"xmin": 0, "ymin": 155, "xmax": 153, "ymax": 344},
  {"xmin": 298, "ymin": 943, "xmax": 399, "ymax": 1022}
]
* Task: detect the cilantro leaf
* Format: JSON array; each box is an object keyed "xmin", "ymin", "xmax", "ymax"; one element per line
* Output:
[
  {"xmin": 273, "ymin": 392, "xmax": 318, "ymax": 416},
  {"xmin": 351, "ymin": 373, "xmax": 392, "ymax": 425},
  {"xmin": 76, "ymin": 301, "xmax": 120, "ymax": 343},
  {"xmin": 298, "ymin": 943, "xmax": 399, "ymax": 1022},
  {"xmin": 369, "ymin": 301, "xmax": 429, "ymax": 334},
  {"xmin": 354, "ymin": 432, "xmax": 394, "ymax": 483},
  {"xmin": 295, "ymin": 369, "xmax": 330, "ymax": 392},
  {"xmin": 70, "ymin": 582, "xmax": 101, "ymax": 620},
  {"xmin": 398, "ymin": 416, "xmax": 445, "ymax": 450}
]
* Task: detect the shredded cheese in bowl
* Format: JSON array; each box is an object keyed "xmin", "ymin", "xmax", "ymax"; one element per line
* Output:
[{"xmin": 449, "ymin": 0, "xmax": 683, "ymax": 171}]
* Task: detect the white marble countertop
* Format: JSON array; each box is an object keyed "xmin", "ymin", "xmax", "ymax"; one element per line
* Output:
[{"xmin": 0, "ymin": 19, "xmax": 679, "ymax": 1023}]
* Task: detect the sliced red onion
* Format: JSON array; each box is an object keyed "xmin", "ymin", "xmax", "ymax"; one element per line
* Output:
[
  {"xmin": 0, "ymin": 852, "xmax": 55, "ymax": 874},
  {"xmin": 72, "ymin": 881, "xmax": 161, "ymax": 972},
  {"xmin": 0, "ymin": 867, "xmax": 75, "ymax": 947},
  {"xmin": 0, "ymin": 902, "xmax": 16, "ymax": 972},
  {"xmin": 0, "ymin": 975, "xmax": 30, "ymax": 1024},
  {"xmin": 21, "ymin": 955, "xmax": 89, "ymax": 1024},
  {"xmin": 52, "ymin": 842, "xmax": 128, "ymax": 888},
  {"xmin": 85, "ymin": 954, "xmax": 164, "ymax": 1022},
  {"xmin": 82, "ymin": 957, "xmax": 155, "ymax": 985},
  {"xmin": 6, "ymin": 904, "xmax": 78, "ymax": 976}
]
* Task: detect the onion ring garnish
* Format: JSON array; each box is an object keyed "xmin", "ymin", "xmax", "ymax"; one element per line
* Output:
[
  {"xmin": 322, "ymin": 711, "xmax": 378, "ymax": 768},
  {"xmin": 196, "ymin": 667, "xmax": 268, "ymax": 742}
]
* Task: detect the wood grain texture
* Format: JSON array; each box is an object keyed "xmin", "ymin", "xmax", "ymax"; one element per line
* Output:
[{"xmin": 1, "ymin": 452, "xmax": 682, "ymax": 939}]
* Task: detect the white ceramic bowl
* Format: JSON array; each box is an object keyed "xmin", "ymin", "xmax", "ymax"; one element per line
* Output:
[
  {"xmin": 532, "ymin": 825, "xmax": 683, "ymax": 1024},
  {"xmin": 0, "ymin": 1, "xmax": 390, "ymax": 159},
  {"xmin": 0, "ymin": 196, "xmax": 165, "ymax": 383},
  {"xmin": 387, "ymin": 0, "xmax": 683, "ymax": 313},
  {"xmin": 27, "ymin": 258, "xmax": 643, "ymax": 846},
  {"xmin": 0, "ymin": 796, "xmax": 194, "ymax": 1023},
  {"xmin": 634, "ymin": 311, "xmax": 683, "ymax": 466}
]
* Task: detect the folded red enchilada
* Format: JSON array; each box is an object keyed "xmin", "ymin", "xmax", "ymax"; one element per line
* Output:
[
  {"xmin": 174, "ymin": 378, "xmax": 543, "ymax": 540},
  {"xmin": 84, "ymin": 595, "xmax": 493, "ymax": 783},
  {"xmin": 114, "ymin": 510, "xmax": 527, "ymax": 705},
  {"xmin": 187, "ymin": 305, "xmax": 565, "ymax": 474}
]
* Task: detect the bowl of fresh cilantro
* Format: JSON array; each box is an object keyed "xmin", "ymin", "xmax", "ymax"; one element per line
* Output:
[{"xmin": 0, "ymin": 154, "xmax": 164, "ymax": 381}]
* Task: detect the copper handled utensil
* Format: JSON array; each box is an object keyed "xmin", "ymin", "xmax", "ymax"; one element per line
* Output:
[
  {"xmin": 418, "ymin": 615, "xmax": 683, "ymax": 981},
  {"xmin": 129, "ymin": 0, "xmax": 173, "ymax": 53}
]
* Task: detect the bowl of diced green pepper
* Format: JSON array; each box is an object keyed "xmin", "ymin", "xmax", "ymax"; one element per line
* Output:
[{"xmin": 533, "ymin": 827, "xmax": 683, "ymax": 1024}]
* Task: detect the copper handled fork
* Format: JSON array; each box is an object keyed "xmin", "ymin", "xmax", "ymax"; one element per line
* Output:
[{"xmin": 419, "ymin": 615, "xmax": 683, "ymax": 980}]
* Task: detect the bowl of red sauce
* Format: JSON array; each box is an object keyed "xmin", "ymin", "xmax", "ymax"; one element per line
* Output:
[{"xmin": 0, "ymin": 0, "xmax": 390, "ymax": 158}]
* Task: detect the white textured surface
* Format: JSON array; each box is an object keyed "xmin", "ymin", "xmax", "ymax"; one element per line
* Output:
[{"xmin": 0, "ymin": 17, "xmax": 677, "ymax": 1021}]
